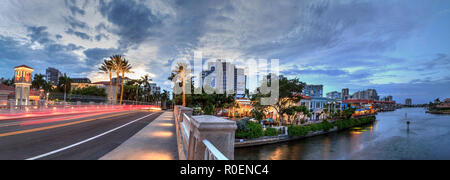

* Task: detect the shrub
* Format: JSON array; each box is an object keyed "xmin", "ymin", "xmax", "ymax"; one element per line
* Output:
[
  {"xmin": 288, "ymin": 125, "xmax": 308, "ymax": 137},
  {"xmin": 321, "ymin": 120, "xmax": 333, "ymax": 131},
  {"xmin": 264, "ymin": 128, "xmax": 278, "ymax": 137},
  {"xmin": 246, "ymin": 122, "xmax": 263, "ymax": 139},
  {"xmin": 235, "ymin": 130, "xmax": 247, "ymax": 139}
]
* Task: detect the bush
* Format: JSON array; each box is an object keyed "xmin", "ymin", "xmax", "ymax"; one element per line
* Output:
[
  {"xmin": 321, "ymin": 120, "xmax": 334, "ymax": 131},
  {"xmin": 264, "ymin": 128, "xmax": 278, "ymax": 137},
  {"xmin": 288, "ymin": 125, "xmax": 308, "ymax": 137},
  {"xmin": 246, "ymin": 122, "xmax": 263, "ymax": 139}
]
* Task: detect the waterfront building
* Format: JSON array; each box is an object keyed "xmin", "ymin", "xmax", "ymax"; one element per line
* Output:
[
  {"xmin": 303, "ymin": 85, "xmax": 323, "ymax": 98},
  {"xmin": 405, "ymin": 98, "xmax": 412, "ymax": 106},
  {"xmin": 342, "ymin": 88, "xmax": 350, "ymax": 100},
  {"xmin": 326, "ymin": 91, "xmax": 342, "ymax": 100},
  {"xmin": 46, "ymin": 67, "xmax": 62, "ymax": 85},
  {"xmin": 200, "ymin": 60, "xmax": 246, "ymax": 96},
  {"xmin": 350, "ymin": 89, "xmax": 379, "ymax": 101}
]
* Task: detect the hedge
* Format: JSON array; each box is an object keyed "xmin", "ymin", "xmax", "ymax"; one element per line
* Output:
[
  {"xmin": 288, "ymin": 116, "xmax": 376, "ymax": 137},
  {"xmin": 264, "ymin": 128, "xmax": 278, "ymax": 137}
]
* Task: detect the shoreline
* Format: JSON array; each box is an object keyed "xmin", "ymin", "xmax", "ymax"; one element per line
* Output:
[
  {"xmin": 426, "ymin": 110, "xmax": 450, "ymax": 115},
  {"xmin": 235, "ymin": 116, "xmax": 376, "ymax": 148}
]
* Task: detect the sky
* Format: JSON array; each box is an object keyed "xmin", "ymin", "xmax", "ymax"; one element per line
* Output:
[{"xmin": 0, "ymin": 0, "xmax": 449, "ymax": 104}]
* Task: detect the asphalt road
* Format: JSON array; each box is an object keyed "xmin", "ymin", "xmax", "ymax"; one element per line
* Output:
[{"xmin": 0, "ymin": 110, "xmax": 163, "ymax": 160}]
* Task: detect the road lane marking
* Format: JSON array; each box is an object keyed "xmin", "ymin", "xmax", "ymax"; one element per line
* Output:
[
  {"xmin": 26, "ymin": 113, "xmax": 155, "ymax": 160},
  {"xmin": 0, "ymin": 111, "xmax": 136, "ymax": 138}
]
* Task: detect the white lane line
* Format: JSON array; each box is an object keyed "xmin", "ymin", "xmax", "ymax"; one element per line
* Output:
[{"xmin": 26, "ymin": 113, "xmax": 155, "ymax": 160}]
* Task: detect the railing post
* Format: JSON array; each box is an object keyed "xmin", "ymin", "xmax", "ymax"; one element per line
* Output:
[{"xmin": 190, "ymin": 116, "xmax": 237, "ymax": 160}]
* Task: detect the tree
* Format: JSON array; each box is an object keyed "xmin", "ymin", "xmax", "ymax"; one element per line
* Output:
[
  {"xmin": 110, "ymin": 55, "xmax": 124, "ymax": 104},
  {"xmin": 140, "ymin": 75, "xmax": 152, "ymax": 103},
  {"xmin": 252, "ymin": 76, "xmax": 305, "ymax": 124},
  {"xmin": 32, "ymin": 74, "xmax": 46, "ymax": 90},
  {"xmin": 58, "ymin": 73, "xmax": 72, "ymax": 103},
  {"xmin": 168, "ymin": 62, "xmax": 191, "ymax": 107},
  {"xmin": 99, "ymin": 59, "xmax": 115, "ymax": 104},
  {"xmin": 72, "ymin": 86, "xmax": 107, "ymax": 97},
  {"xmin": 119, "ymin": 59, "xmax": 133, "ymax": 105}
]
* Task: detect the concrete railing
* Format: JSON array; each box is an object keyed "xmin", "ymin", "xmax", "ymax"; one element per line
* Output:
[{"xmin": 174, "ymin": 106, "xmax": 237, "ymax": 160}]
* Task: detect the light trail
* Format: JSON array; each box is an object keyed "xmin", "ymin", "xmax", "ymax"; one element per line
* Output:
[
  {"xmin": 0, "ymin": 105, "xmax": 160, "ymax": 121},
  {"xmin": 25, "ymin": 113, "xmax": 154, "ymax": 160}
]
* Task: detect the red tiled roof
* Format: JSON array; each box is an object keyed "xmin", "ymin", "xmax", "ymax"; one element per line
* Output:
[
  {"xmin": 0, "ymin": 84, "xmax": 14, "ymax": 91},
  {"xmin": 14, "ymin": 65, "xmax": 34, "ymax": 69}
]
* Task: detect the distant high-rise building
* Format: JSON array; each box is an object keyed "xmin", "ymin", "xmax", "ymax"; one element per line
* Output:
[
  {"xmin": 326, "ymin": 91, "xmax": 342, "ymax": 100},
  {"xmin": 350, "ymin": 89, "xmax": 379, "ymax": 100},
  {"xmin": 303, "ymin": 85, "xmax": 323, "ymax": 98},
  {"xmin": 46, "ymin": 67, "xmax": 62, "ymax": 85},
  {"xmin": 200, "ymin": 60, "xmax": 246, "ymax": 96},
  {"xmin": 405, "ymin": 98, "xmax": 412, "ymax": 106},
  {"xmin": 149, "ymin": 83, "xmax": 161, "ymax": 95},
  {"xmin": 342, "ymin": 88, "xmax": 349, "ymax": 100}
]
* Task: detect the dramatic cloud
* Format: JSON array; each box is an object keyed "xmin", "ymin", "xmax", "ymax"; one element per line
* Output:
[{"xmin": 0, "ymin": 0, "xmax": 449, "ymax": 103}]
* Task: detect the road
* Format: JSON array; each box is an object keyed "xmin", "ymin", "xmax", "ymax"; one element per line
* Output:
[{"xmin": 0, "ymin": 110, "xmax": 163, "ymax": 160}]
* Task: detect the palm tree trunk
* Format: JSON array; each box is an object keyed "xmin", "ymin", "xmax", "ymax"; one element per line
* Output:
[
  {"xmin": 120, "ymin": 71, "xmax": 125, "ymax": 105},
  {"xmin": 182, "ymin": 73, "xmax": 186, "ymax": 107},
  {"xmin": 115, "ymin": 72, "xmax": 119, "ymax": 104},
  {"xmin": 109, "ymin": 72, "xmax": 113, "ymax": 104}
]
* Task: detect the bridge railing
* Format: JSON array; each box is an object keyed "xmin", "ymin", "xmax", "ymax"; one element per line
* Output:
[{"xmin": 174, "ymin": 106, "xmax": 236, "ymax": 160}]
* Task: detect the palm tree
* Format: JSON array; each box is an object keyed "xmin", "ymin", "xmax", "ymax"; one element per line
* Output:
[
  {"xmin": 132, "ymin": 79, "xmax": 144, "ymax": 105},
  {"xmin": 110, "ymin": 55, "xmax": 124, "ymax": 104},
  {"xmin": 58, "ymin": 73, "xmax": 72, "ymax": 103},
  {"xmin": 32, "ymin": 74, "xmax": 46, "ymax": 90},
  {"xmin": 141, "ymin": 75, "xmax": 152, "ymax": 103},
  {"xmin": 119, "ymin": 59, "xmax": 133, "ymax": 105},
  {"xmin": 168, "ymin": 63, "xmax": 190, "ymax": 106},
  {"xmin": 99, "ymin": 59, "xmax": 115, "ymax": 104}
]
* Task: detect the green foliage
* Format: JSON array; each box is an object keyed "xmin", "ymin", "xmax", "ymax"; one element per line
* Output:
[
  {"xmin": 235, "ymin": 121, "xmax": 264, "ymax": 139},
  {"xmin": 72, "ymin": 86, "xmax": 107, "ymax": 97},
  {"xmin": 288, "ymin": 116, "xmax": 376, "ymax": 137},
  {"xmin": 335, "ymin": 116, "xmax": 376, "ymax": 129},
  {"xmin": 251, "ymin": 109, "xmax": 264, "ymax": 121},
  {"xmin": 246, "ymin": 122, "xmax": 263, "ymax": 139},
  {"xmin": 321, "ymin": 120, "xmax": 334, "ymax": 131},
  {"xmin": 203, "ymin": 103, "xmax": 215, "ymax": 115},
  {"xmin": 288, "ymin": 125, "xmax": 309, "ymax": 137},
  {"xmin": 264, "ymin": 128, "xmax": 278, "ymax": 137}
]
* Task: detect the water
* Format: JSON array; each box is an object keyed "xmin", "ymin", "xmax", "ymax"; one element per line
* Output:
[{"xmin": 235, "ymin": 108, "xmax": 450, "ymax": 160}]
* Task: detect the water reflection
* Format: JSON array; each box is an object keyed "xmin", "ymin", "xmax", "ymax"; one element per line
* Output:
[{"xmin": 235, "ymin": 108, "xmax": 450, "ymax": 160}]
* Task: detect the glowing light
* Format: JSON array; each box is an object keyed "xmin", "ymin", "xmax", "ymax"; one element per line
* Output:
[
  {"xmin": 152, "ymin": 131, "xmax": 173, "ymax": 138},
  {"xmin": 158, "ymin": 123, "xmax": 174, "ymax": 127}
]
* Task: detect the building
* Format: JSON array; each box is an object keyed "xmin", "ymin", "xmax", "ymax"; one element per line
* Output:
[
  {"xmin": 381, "ymin": 96, "xmax": 393, "ymax": 102},
  {"xmin": 71, "ymin": 78, "xmax": 92, "ymax": 90},
  {"xmin": 405, "ymin": 98, "xmax": 412, "ymax": 106},
  {"xmin": 112, "ymin": 76, "xmax": 131, "ymax": 86},
  {"xmin": 0, "ymin": 84, "xmax": 14, "ymax": 106},
  {"xmin": 46, "ymin": 67, "xmax": 62, "ymax": 85},
  {"xmin": 326, "ymin": 91, "xmax": 342, "ymax": 100},
  {"xmin": 350, "ymin": 89, "xmax": 379, "ymax": 101},
  {"xmin": 14, "ymin": 65, "xmax": 34, "ymax": 105},
  {"xmin": 303, "ymin": 85, "xmax": 323, "ymax": 98},
  {"xmin": 342, "ymin": 88, "xmax": 349, "ymax": 100},
  {"xmin": 200, "ymin": 60, "xmax": 246, "ymax": 96},
  {"xmin": 149, "ymin": 83, "xmax": 161, "ymax": 95}
]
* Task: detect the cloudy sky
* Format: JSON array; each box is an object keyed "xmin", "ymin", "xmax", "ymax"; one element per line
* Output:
[{"xmin": 0, "ymin": 0, "xmax": 449, "ymax": 104}]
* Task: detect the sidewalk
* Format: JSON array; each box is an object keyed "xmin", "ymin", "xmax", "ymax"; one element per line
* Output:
[{"xmin": 100, "ymin": 111, "xmax": 178, "ymax": 160}]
